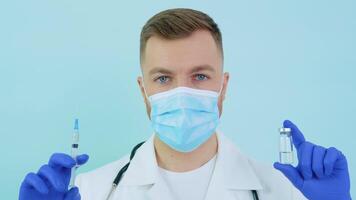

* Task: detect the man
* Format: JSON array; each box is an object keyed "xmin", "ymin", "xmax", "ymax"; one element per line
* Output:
[{"xmin": 19, "ymin": 8, "xmax": 351, "ymax": 200}]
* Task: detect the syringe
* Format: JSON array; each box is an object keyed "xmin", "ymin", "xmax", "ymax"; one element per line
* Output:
[{"xmin": 69, "ymin": 119, "xmax": 79, "ymax": 188}]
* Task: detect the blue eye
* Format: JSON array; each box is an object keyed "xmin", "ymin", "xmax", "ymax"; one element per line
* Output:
[
  {"xmin": 195, "ymin": 74, "xmax": 208, "ymax": 81},
  {"xmin": 156, "ymin": 76, "xmax": 170, "ymax": 84}
]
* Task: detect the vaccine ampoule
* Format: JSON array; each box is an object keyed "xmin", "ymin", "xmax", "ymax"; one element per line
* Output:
[{"xmin": 279, "ymin": 127, "xmax": 293, "ymax": 164}]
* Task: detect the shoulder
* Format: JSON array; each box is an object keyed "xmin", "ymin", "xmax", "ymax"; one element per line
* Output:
[
  {"xmin": 75, "ymin": 155, "xmax": 130, "ymax": 197},
  {"xmin": 249, "ymin": 158, "xmax": 290, "ymax": 190},
  {"xmin": 218, "ymin": 131, "xmax": 306, "ymax": 199},
  {"xmin": 247, "ymin": 158, "xmax": 306, "ymax": 199},
  {"xmin": 76, "ymin": 155, "xmax": 130, "ymax": 183}
]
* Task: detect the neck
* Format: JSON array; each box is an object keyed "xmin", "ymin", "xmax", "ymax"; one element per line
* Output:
[{"xmin": 154, "ymin": 133, "xmax": 218, "ymax": 172}]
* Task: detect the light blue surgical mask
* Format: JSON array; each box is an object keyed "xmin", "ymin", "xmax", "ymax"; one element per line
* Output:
[{"xmin": 144, "ymin": 85, "xmax": 222, "ymax": 152}]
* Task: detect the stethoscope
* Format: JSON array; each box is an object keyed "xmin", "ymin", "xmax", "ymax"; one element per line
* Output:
[{"xmin": 106, "ymin": 142, "xmax": 260, "ymax": 200}]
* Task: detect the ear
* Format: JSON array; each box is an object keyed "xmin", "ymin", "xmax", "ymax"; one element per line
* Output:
[
  {"xmin": 220, "ymin": 72, "xmax": 230, "ymax": 101},
  {"xmin": 137, "ymin": 76, "xmax": 147, "ymax": 102},
  {"xmin": 217, "ymin": 72, "xmax": 229, "ymax": 117},
  {"xmin": 137, "ymin": 76, "xmax": 152, "ymax": 119}
]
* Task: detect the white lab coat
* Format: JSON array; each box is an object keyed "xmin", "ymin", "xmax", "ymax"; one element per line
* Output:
[{"xmin": 76, "ymin": 131, "xmax": 307, "ymax": 200}]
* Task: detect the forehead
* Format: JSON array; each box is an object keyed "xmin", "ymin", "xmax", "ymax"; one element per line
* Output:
[{"xmin": 141, "ymin": 30, "xmax": 222, "ymax": 73}]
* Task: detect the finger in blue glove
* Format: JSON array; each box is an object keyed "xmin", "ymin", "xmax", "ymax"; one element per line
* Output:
[
  {"xmin": 274, "ymin": 120, "xmax": 351, "ymax": 200},
  {"xmin": 19, "ymin": 153, "xmax": 89, "ymax": 200}
]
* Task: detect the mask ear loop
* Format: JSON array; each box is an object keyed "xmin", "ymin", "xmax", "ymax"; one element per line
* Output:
[
  {"xmin": 216, "ymin": 76, "xmax": 225, "ymax": 119},
  {"xmin": 217, "ymin": 76, "xmax": 225, "ymax": 96}
]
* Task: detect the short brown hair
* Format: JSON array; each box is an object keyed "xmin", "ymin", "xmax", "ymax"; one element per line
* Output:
[{"xmin": 140, "ymin": 8, "xmax": 223, "ymax": 64}]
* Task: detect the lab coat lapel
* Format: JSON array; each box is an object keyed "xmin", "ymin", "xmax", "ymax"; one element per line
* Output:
[
  {"xmin": 146, "ymin": 173, "xmax": 176, "ymax": 200},
  {"xmin": 119, "ymin": 134, "xmax": 175, "ymax": 200},
  {"xmin": 120, "ymin": 131, "xmax": 263, "ymax": 200},
  {"xmin": 205, "ymin": 131, "xmax": 264, "ymax": 200},
  {"xmin": 119, "ymin": 134, "xmax": 157, "ymax": 186}
]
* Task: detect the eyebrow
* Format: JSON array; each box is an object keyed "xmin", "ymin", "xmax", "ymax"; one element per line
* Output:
[
  {"xmin": 190, "ymin": 64, "xmax": 216, "ymax": 73},
  {"xmin": 148, "ymin": 64, "xmax": 216, "ymax": 76},
  {"xmin": 148, "ymin": 67, "xmax": 174, "ymax": 76}
]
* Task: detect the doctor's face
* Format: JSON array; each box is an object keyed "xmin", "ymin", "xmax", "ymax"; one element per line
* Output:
[{"xmin": 137, "ymin": 30, "xmax": 229, "ymax": 118}]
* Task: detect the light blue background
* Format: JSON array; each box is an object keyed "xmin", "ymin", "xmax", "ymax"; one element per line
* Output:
[{"xmin": 1, "ymin": 0, "xmax": 355, "ymax": 198}]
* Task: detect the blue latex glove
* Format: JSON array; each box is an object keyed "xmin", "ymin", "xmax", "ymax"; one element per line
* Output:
[
  {"xmin": 19, "ymin": 153, "xmax": 89, "ymax": 200},
  {"xmin": 274, "ymin": 120, "xmax": 351, "ymax": 200}
]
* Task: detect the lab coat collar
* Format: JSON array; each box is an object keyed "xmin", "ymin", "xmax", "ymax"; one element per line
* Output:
[
  {"xmin": 120, "ymin": 130, "xmax": 263, "ymax": 194},
  {"xmin": 211, "ymin": 130, "xmax": 263, "ymax": 190},
  {"xmin": 119, "ymin": 133, "xmax": 158, "ymax": 186}
]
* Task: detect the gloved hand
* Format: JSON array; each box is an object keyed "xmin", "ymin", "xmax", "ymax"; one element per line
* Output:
[
  {"xmin": 274, "ymin": 120, "xmax": 351, "ymax": 200},
  {"xmin": 19, "ymin": 153, "xmax": 89, "ymax": 200}
]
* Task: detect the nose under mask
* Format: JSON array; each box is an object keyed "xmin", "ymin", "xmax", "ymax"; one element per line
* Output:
[{"xmin": 145, "ymin": 86, "xmax": 222, "ymax": 152}]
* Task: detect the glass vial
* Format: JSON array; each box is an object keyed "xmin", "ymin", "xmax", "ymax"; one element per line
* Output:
[{"xmin": 279, "ymin": 127, "xmax": 293, "ymax": 164}]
